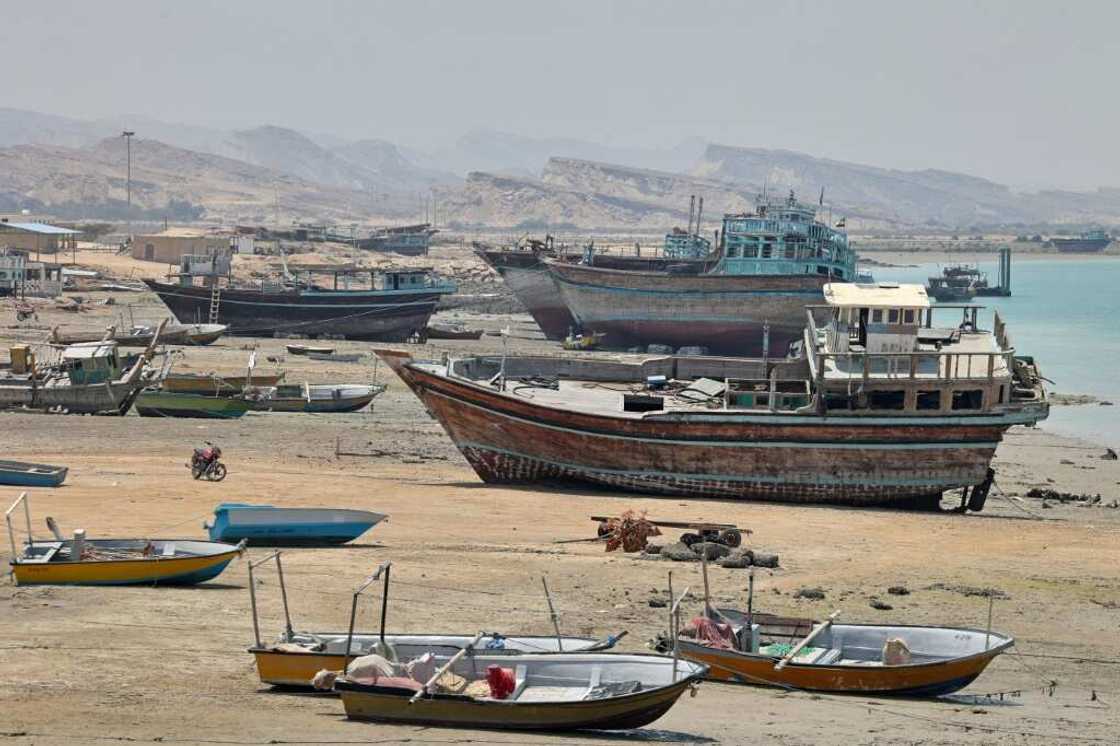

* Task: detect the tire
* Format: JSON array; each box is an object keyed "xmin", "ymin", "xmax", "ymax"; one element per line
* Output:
[
  {"xmin": 679, "ymin": 532, "xmax": 701, "ymax": 547},
  {"xmin": 191, "ymin": 465, "xmax": 203, "ymax": 480},
  {"xmin": 209, "ymin": 463, "xmax": 228, "ymax": 482},
  {"xmin": 718, "ymin": 529, "xmax": 743, "ymax": 548}
]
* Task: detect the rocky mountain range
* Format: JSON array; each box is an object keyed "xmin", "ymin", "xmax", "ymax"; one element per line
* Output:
[{"xmin": 2, "ymin": 106, "xmax": 1119, "ymax": 231}]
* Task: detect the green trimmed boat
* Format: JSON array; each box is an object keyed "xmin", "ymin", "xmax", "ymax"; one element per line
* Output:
[{"xmin": 134, "ymin": 390, "xmax": 251, "ymax": 419}]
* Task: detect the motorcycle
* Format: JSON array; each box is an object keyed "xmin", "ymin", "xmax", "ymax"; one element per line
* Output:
[{"xmin": 189, "ymin": 442, "xmax": 227, "ymax": 482}]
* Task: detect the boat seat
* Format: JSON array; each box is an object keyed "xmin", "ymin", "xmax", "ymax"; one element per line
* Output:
[
  {"xmin": 516, "ymin": 685, "xmax": 588, "ymax": 702},
  {"xmin": 510, "ymin": 665, "xmax": 528, "ymax": 700},
  {"xmin": 582, "ymin": 665, "xmax": 602, "ymax": 698}
]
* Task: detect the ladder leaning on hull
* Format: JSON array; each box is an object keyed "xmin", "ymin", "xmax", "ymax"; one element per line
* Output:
[{"xmin": 208, "ymin": 285, "xmax": 221, "ymax": 324}]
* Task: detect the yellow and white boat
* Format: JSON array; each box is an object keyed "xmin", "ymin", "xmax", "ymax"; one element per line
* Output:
[{"xmin": 6, "ymin": 492, "xmax": 245, "ymax": 586}]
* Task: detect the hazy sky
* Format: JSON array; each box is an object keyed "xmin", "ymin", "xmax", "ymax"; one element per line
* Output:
[{"xmin": 4, "ymin": 0, "xmax": 1118, "ymax": 188}]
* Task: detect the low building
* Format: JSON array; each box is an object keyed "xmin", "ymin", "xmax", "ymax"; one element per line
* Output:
[
  {"xmin": 0, "ymin": 249, "xmax": 63, "ymax": 297},
  {"xmin": 0, "ymin": 220, "xmax": 82, "ymax": 257},
  {"xmin": 132, "ymin": 229, "xmax": 230, "ymax": 264}
]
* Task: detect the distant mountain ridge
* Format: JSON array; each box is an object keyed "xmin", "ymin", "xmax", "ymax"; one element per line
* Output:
[{"xmin": 3, "ymin": 106, "xmax": 1120, "ymax": 229}]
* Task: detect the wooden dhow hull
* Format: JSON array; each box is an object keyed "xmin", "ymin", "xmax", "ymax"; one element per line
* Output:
[
  {"xmin": 0, "ymin": 377, "xmax": 149, "ymax": 415},
  {"xmin": 378, "ymin": 351, "xmax": 1043, "ymax": 507},
  {"xmin": 475, "ymin": 249, "xmax": 575, "ymax": 340},
  {"xmin": 547, "ymin": 260, "xmax": 827, "ymax": 355},
  {"xmin": 143, "ymin": 279, "xmax": 443, "ymax": 341}
]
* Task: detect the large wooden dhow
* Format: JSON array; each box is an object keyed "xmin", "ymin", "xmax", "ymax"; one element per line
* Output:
[
  {"xmin": 378, "ymin": 283, "xmax": 1047, "ymax": 508},
  {"xmin": 546, "ymin": 191, "xmax": 857, "ymax": 355},
  {"xmin": 144, "ymin": 263, "xmax": 455, "ymax": 341},
  {"xmin": 474, "ymin": 237, "xmax": 707, "ymax": 341}
]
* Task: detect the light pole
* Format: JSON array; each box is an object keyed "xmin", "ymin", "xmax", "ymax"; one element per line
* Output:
[{"xmin": 121, "ymin": 130, "xmax": 135, "ymax": 243}]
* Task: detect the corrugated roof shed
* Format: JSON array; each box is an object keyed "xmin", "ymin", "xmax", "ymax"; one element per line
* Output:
[{"xmin": 0, "ymin": 222, "xmax": 81, "ymax": 235}]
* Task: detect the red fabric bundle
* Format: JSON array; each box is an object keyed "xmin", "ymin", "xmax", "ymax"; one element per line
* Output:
[
  {"xmin": 486, "ymin": 664, "xmax": 515, "ymax": 700},
  {"xmin": 687, "ymin": 616, "xmax": 736, "ymax": 649}
]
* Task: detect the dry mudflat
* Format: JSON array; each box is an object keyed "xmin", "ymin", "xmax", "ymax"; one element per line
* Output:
[{"xmin": 2, "ymin": 265, "xmax": 1120, "ymax": 745}]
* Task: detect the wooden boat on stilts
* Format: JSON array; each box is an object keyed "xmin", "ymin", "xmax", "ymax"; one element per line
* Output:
[
  {"xmin": 6, "ymin": 492, "xmax": 245, "ymax": 586},
  {"xmin": 377, "ymin": 283, "xmax": 1048, "ymax": 510},
  {"xmin": 245, "ymin": 557, "xmax": 626, "ymax": 687}
]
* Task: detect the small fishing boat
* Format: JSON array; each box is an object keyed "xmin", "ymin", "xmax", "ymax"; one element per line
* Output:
[
  {"xmin": 246, "ymin": 383, "xmax": 384, "ymax": 413},
  {"xmin": 335, "ymin": 650, "xmax": 706, "ymax": 731},
  {"xmin": 134, "ymin": 389, "xmax": 252, "ymax": 419},
  {"xmin": 6, "ymin": 493, "xmax": 245, "ymax": 586},
  {"xmin": 247, "ymin": 558, "xmax": 626, "ymax": 687},
  {"xmin": 183, "ymin": 323, "xmax": 228, "ymax": 345},
  {"xmin": 206, "ymin": 503, "xmax": 387, "ymax": 545},
  {"xmin": 287, "ymin": 344, "xmax": 335, "ymax": 356},
  {"xmin": 162, "ymin": 372, "xmax": 284, "ymax": 395},
  {"xmin": 425, "ymin": 323, "xmax": 485, "ymax": 341},
  {"xmin": 307, "ymin": 352, "xmax": 365, "ymax": 363},
  {"xmin": 1, "ymin": 322, "xmax": 166, "ymax": 415},
  {"xmin": 675, "ymin": 608, "xmax": 1012, "ymax": 696},
  {"xmin": 0, "ymin": 460, "xmax": 68, "ymax": 488}
]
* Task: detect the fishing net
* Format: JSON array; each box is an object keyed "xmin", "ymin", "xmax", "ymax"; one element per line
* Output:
[{"xmin": 602, "ymin": 510, "xmax": 661, "ymax": 553}]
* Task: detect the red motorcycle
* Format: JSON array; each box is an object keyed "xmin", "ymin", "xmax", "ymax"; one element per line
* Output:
[{"xmin": 189, "ymin": 443, "xmax": 227, "ymax": 481}]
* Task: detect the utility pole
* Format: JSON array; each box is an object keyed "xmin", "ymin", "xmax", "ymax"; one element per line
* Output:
[{"xmin": 121, "ymin": 130, "xmax": 135, "ymax": 244}]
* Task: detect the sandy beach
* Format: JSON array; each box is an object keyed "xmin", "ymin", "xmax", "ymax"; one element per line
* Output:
[{"xmin": 3, "ymin": 258, "xmax": 1120, "ymax": 745}]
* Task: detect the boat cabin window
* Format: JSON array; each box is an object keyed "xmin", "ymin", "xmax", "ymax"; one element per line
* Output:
[
  {"xmin": 916, "ymin": 390, "xmax": 942, "ymax": 411},
  {"xmin": 744, "ymin": 246, "xmax": 758, "ymax": 258},
  {"xmin": 951, "ymin": 389, "xmax": 984, "ymax": 411},
  {"xmin": 784, "ymin": 245, "xmax": 796, "ymax": 259},
  {"xmin": 761, "ymin": 244, "xmax": 773, "ymax": 258},
  {"xmin": 888, "ymin": 309, "xmax": 900, "ymax": 323},
  {"xmin": 726, "ymin": 245, "xmax": 739, "ymax": 258},
  {"xmin": 871, "ymin": 309, "xmax": 884, "ymax": 323},
  {"xmin": 903, "ymin": 309, "xmax": 916, "ymax": 324},
  {"xmin": 817, "ymin": 265, "xmax": 828, "ymax": 275},
  {"xmin": 869, "ymin": 390, "xmax": 906, "ymax": 410}
]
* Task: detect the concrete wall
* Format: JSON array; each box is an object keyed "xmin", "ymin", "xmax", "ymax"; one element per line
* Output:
[{"xmin": 133, "ymin": 234, "xmax": 228, "ymax": 264}]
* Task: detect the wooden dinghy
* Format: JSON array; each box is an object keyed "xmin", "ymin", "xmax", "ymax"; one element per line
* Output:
[
  {"xmin": 286, "ymin": 344, "xmax": 335, "ymax": 356},
  {"xmin": 0, "ymin": 460, "xmax": 68, "ymax": 488},
  {"xmin": 134, "ymin": 389, "xmax": 252, "ymax": 419},
  {"xmin": 247, "ymin": 558, "xmax": 625, "ymax": 687},
  {"xmin": 162, "ymin": 372, "xmax": 284, "ymax": 395},
  {"xmin": 334, "ymin": 650, "xmax": 706, "ymax": 731},
  {"xmin": 425, "ymin": 323, "xmax": 484, "ymax": 340},
  {"xmin": 676, "ymin": 607, "xmax": 1012, "ymax": 696},
  {"xmin": 182, "ymin": 323, "xmax": 228, "ymax": 345},
  {"xmin": 245, "ymin": 383, "xmax": 384, "ymax": 413},
  {"xmin": 6, "ymin": 492, "xmax": 245, "ymax": 586}
]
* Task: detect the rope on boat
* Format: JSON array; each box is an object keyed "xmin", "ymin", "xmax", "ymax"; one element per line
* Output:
[{"xmin": 990, "ymin": 479, "xmax": 1051, "ymax": 521}]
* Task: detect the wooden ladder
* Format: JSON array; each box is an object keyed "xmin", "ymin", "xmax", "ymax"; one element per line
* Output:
[{"xmin": 208, "ymin": 285, "xmax": 222, "ymax": 324}]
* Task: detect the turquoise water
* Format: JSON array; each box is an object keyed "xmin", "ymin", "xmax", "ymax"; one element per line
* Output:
[{"xmin": 873, "ymin": 257, "xmax": 1120, "ymax": 448}]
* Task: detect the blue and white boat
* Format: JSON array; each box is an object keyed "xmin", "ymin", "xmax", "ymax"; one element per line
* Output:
[
  {"xmin": 0, "ymin": 460, "xmax": 68, "ymax": 488},
  {"xmin": 205, "ymin": 504, "xmax": 387, "ymax": 546}
]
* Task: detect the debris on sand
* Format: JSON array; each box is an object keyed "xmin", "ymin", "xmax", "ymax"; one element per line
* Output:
[
  {"xmin": 869, "ymin": 598, "xmax": 893, "ymax": 610},
  {"xmin": 927, "ymin": 583, "xmax": 1009, "ymax": 599},
  {"xmin": 887, "ymin": 585, "xmax": 910, "ymax": 596},
  {"xmin": 794, "ymin": 587, "xmax": 826, "ymax": 600}
]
